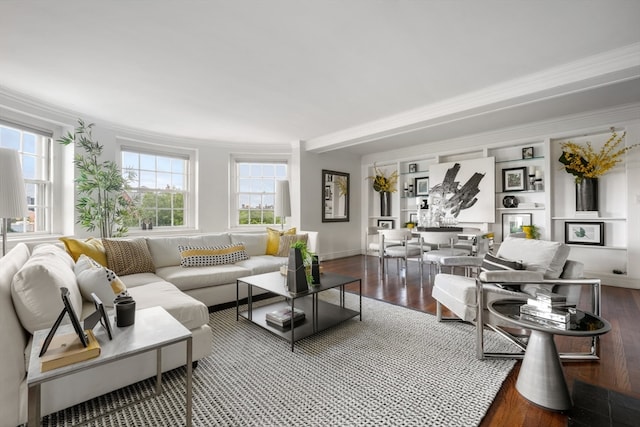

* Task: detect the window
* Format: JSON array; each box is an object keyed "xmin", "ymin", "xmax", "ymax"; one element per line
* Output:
[
  {"xmin": 235, "ymin": 161, "xmax": 287, "ymax": 225},
  {"xmin": 121, "ymin": 147, "xmax": 190, "ymax": 229},
  {"xmin": 0, "ymin": 123, "xmax": 51, "ymax": 234}
]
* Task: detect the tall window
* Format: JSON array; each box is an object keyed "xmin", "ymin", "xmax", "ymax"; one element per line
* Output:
[
  {"xmin": 0, "ymin": 123, "xmax": 51, "ymax": 234},
  {"xmin": 122, "ymin": 147, "xmax": 190, "ymax": 229},
  {"xmin": 236, "ymin": 161, "xmax": 287, "ymax": 225}
]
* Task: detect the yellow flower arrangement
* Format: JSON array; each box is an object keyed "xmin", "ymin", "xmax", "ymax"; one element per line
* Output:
[
  {"xmin": 559, "ymin": 127, "xmax": 639, "ymax": 183},
  {"xmin": 366, "ymin": 163, "xmax": 398, "ymax": 193}
]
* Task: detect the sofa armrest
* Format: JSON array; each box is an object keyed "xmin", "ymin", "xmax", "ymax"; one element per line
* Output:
[{"xmin": 478, "ymin": 270, "xmax": 544, "ymax": 283}]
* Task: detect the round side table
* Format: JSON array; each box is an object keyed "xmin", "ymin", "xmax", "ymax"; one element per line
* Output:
[{"xmin": 488, "ymin": 299, "xmax": 611, "ymax": 411}]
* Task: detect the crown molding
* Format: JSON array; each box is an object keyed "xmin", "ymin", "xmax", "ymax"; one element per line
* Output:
[
  {"xmin": 361, "ymin": 103, "xmax": 640, "ymax": 164},
  {"xmin": 307, "ymin": 43, "xmax": 640, "ymax": 152}
]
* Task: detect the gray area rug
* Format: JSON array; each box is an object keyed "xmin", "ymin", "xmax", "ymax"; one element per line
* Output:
[{"xmin": 42, "ymin": 292, "xmax": 516, "ymax": 426}]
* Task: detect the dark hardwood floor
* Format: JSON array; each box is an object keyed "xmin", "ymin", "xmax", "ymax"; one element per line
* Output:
[{"xmin": 322, "ymin": 255, "xmax": 640, "ymax": 427}]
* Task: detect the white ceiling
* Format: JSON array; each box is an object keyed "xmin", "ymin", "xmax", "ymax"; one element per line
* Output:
[{"xmin": 1, "ymin": 1, "xmax": 639, "ymax": 155}]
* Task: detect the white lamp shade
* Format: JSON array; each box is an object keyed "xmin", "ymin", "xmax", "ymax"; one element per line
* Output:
[
  {"xmin": 274, "ymin": 180, "xmax": 291, "ymax": 217},
  {"xmin": 0, "ymin": 148, "xmax": 28, "ymax": 218}
]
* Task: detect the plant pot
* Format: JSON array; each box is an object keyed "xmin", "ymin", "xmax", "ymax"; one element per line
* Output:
[
  {"xmin": 576, "ymin": 178, "xmax": 598, "ymax": 212},
  {"xmin": 380, "ymin": 191, "xmax": 391, "ymax": 217}
]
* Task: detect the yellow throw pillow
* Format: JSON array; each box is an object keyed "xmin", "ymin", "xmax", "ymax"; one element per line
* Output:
[
  {"xmin": 266, "ymin": 227, "xmax": 296, "ymax": 255},
  {"xmin": 59, "ymin": 237, "xmax": 108, "ymax": 266}
]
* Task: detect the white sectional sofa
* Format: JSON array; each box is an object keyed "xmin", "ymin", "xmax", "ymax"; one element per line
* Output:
[{"xmin": 0, "ymin": 229, "xmax": 317, "ymax": 426}]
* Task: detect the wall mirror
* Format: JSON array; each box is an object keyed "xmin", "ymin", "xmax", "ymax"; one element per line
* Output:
[{"xmin": 322, "ymin": 169, "xmax": 350, "ymax": 222}]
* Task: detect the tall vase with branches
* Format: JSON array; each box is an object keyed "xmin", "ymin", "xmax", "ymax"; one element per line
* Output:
[{"xmin": 58, "ymin": 119, "xmax": 137, "ymax": 238}]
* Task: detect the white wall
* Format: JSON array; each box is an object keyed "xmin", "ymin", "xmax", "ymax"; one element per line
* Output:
[{"xmin": 297, "ymin": 142, "xmax": 362, "ymax": 260}]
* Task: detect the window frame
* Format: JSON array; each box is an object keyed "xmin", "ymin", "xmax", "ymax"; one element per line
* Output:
[
  {"xmin": 0, "ymin": 121, "xmax": 52, "ymax": 235},
  {"xmin": 118, "ymin": 139, "xmax": 196, "ymax": 231},
  {"xmin": 231, "ymin": 156, "xmax": 289, "ymax": 228}
]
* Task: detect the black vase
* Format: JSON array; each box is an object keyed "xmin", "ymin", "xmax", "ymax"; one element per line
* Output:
[
  {"xmin": 380, "ymin": 191, "xmax": 391, "ymax": 217},
  {"xmin": 576, "ymin": 178, "xmax": 598, "ymax": 211}
]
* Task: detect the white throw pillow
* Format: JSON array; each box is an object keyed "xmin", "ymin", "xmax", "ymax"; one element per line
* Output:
[
  {"xmin": 11, "ymin": 244, "xmax": 83, "ymax": 334},
  {"xmin": 497, "ymin": 237, "xmax": 570, "ymax": 279},
  {"xmin": 75, "ymin": 254, "xmax": 128, "ymax": 306}
]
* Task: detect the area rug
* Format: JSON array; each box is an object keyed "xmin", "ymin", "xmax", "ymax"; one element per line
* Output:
[{"xmin": 42, "ymin": 292, "xmax": 517, "ymax": 427}]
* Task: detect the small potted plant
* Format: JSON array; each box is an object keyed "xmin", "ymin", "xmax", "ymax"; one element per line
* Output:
[
  {"xmin": 521, "ymin": 224, "xmax": 541, "ymax": 240},
  {"xmin": 290, "ymin": 240, "xmax": 316, "ymax": 285}
]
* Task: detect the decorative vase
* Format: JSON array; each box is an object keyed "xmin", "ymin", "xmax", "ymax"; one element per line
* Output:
[
  {"xmin": 380, "ymin": 191, "xmax": 391, "ymax": 217},
  {"xmin": 576, "ymin": 178, "xmax": 598, "ymax": 212}
]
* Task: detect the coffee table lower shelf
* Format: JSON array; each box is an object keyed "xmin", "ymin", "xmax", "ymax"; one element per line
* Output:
[{"xmin": 239, "ymin": 296, "xmax": 359, "ymax": 346}]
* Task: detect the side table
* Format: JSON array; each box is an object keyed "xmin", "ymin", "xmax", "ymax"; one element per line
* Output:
[
  {"xmin": 488, "ymin": 299, "xmax": 610, "ymax": 411},
  {"xmin": 27, "ymin": 306, "xmax": 193, "ymax": 426}
]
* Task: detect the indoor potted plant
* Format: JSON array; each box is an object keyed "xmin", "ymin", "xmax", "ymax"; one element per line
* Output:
[
  {"xmin": 58, "ymin": 119, "xmax": 138, "ymax": 238},
  {"xmin": 559, "ymin": 127, "xmax": 638, "ymax": 211},
  {"xmin": 366, "ymin": 163, "xmax": 398, "ymax": 217}
]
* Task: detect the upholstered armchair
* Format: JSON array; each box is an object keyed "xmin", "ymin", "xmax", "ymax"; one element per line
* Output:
[{"xmin": 432, "ymin": 236, "xmax": 602, "ymax": 361}]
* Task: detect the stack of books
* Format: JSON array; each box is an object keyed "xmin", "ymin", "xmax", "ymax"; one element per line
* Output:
[
  {"xmin": 265, "ymin": 307, "xmax": 305, "ymax": 329},
  {"xmin": 519, "ymin": 290, "xmax": 576, "ymax": 330}
]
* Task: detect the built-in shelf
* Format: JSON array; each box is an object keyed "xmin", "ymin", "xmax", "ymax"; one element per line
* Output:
[
  {"xmin": 496, "ymin": 190, "xmax": 545, "ymax": 194},
  {"xmin": 552, "ymin": 217, "xmax": 626, "ymax": 221},
  {"xmin": 497, "ymin": 207, "xmax": 545, "ymax": 211},
  {"xmin": 567, "ymin": 244, "xmax": 627, "ymax": 250},
  {"xmin": 495, "ymin": 156, "xmax": 544, "ymax": 164}
]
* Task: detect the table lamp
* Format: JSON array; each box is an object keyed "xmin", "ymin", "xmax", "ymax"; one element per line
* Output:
[
  {"xmin": 274, "ymin": 180, "xmax": 291, "ymax": 230},
  {"xmin": 0, "ymin": 148, "xmax": 28, "ymax": 255}
]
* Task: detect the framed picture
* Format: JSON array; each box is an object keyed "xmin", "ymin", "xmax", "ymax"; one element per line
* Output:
[
  {"xmin": 565, "ymin": 221, "xmax": 604, "ymax": 246},
  {"xmin": 322, "ymin": 170, "xmax": 349, "ymax": 222},
  {"xmin": 522, "ymin": 147, "xmax": 534, "ymax": 159},
  {"xmin": 502, "ymin": 167, "xmax": 527, "ymax": 192},
  {"xmin": 409, "ymin": 213, "xmax": 418, "ymax": 223},
  {"xmin": 414, "ymin": 176, "xmax": 429, "ymax": 196},
  {"xmin": 377, "ymin": 219, "xmax": 394, "ymax": 229},
  {"xmin": 408, "ymin": 163, "xmax": 418, "ymax": 173},
  {"xmin": 502, "ymin": 213, "xmax": 532, "ymax": 239}
]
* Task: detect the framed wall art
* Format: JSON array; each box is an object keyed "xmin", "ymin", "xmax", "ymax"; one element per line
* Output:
[
  {"xmin": 429, "ymin": 157, "xmax": 495, "ymax": 223},
  {"xmin": 522, "ymin": 146, "xmax": 534, "ymax": 159},
  {"xmin": 502, "ymin": 167, "xmax": 527, "ymax": 192},
  {"xmin": 565, "ymin": 221, "xmax": 604, "ymax": 246},
  {"xmin": 414, "ymin": 177, "xmax": 429, "ymax": 196},
  {"xmin": 501, "ymin": 212, "xmax": 532, "ymax": 240},
  {"xmin": 322, "ymin": 169, "xmax": 349, "ymax": 222}
]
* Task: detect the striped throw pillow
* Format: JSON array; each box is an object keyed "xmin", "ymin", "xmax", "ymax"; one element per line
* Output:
[
  {"xmin": 480, "ymin": 253, "xmax": 524, "ymax": 272},
  {"xmin": 178, "ymin": 243, "xmax": 249, "ymax": 267}
]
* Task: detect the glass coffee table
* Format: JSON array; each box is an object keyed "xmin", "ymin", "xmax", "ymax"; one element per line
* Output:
[
  {"xmin": 236, "ymin": 271, "xmax": 361, "ymax": 351},
  {"xmin": 488, "ymin": 299, "xmax": 611, "ymax": 411}
]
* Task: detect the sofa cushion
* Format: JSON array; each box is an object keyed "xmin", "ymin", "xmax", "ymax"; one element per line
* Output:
[
  {"xmin": 497, "ymin": 237, "xmax": 570, "ymax": 279},
  {"xmin": 74, "ymin": 254, "xmax": 127, "ymax": 306},
  {"xmin": 59, "ymin": 237, "xmax": 107, "ymax": 266},
  {"xmin": 266, "ymin": 227, "xmax": 296, "ymax": 255},
  {"xmin": 146, "ymin": 236, "xmax": 195, "ymax": 268},
  {"xmin": 235, "ymin": 255, "xmax": 289, "ymax": 275},
  {"xmin": 178, "ymin": 244, "xmax": 249, "ymax": 267},
  {"xmin": 125, "ymin": 281, "xmax": 209, "ymax": 330},
  {"xmin": 276, "ymin": 234, "xmax": 309, "ymax": 257},
  {"xmin": 146, "ymin": 234, "xmax": 233, "ymax": 268},
  {"xmin": 103, "ymin": 238, "xmax": 156, "ymax": 276},
  {"xmin": 230, "ymin": 233, "xmax": 267, "ymax": 256},
  {"xmin": 11, "ymin": 244, "xmax": 83, "ymax": 334},
  {"xmin": 155, "ymin": 264, "xmax": 252, "ymax": 292}
]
